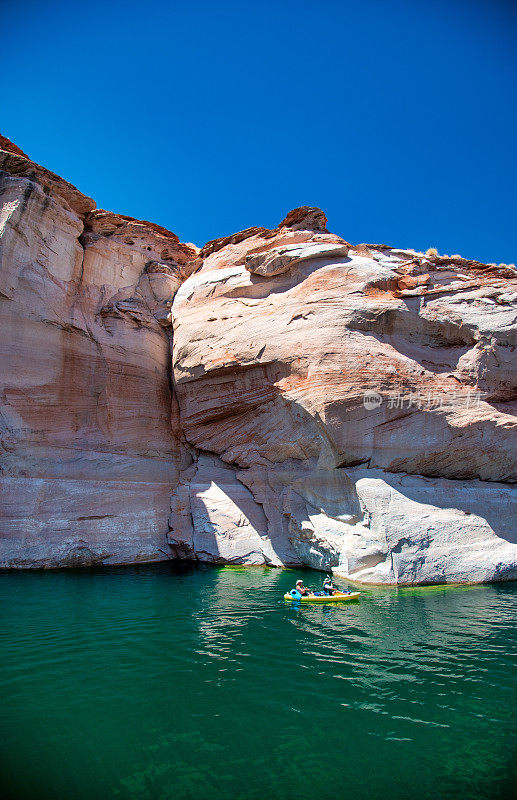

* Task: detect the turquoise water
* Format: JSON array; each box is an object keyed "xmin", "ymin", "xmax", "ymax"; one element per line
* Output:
[{"xmin": 1, "ymin": 565, "xmax": 516, "ymax": 800}]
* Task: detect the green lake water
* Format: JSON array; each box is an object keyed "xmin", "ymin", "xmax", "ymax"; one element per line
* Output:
[{"xmin": 1, "ymin": 564, "xmax": 516, "ymax": 800}]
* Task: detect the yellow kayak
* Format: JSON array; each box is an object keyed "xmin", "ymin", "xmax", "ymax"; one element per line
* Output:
[{"xmin": 284, "ymin": 592, "xmax": 360, "ymax": 603}]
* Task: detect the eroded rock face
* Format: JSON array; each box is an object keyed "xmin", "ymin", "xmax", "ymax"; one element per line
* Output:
[
  {"xmin": 245, "ymin": 242, "xmax": 349, "ymax": 277},
  {"xmin": 1, "ymin": 135, "xmax": 516, "ymax": 583},
  {"xmin": 172, "ymin": 223, "xmax": 517, "ymax": 584},
  {"xmin": 0, "ymin": 143, "xmax": 195, "ymax": 567}
]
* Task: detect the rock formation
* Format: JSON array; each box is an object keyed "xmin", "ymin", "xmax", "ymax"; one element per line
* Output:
[
  {"xmin": 0, "ymin": 137, "xmax": 195, "ymax": 567},
  {"xmin": 1, "ymin": 135, "xmax": 516, "ymax": 582}
]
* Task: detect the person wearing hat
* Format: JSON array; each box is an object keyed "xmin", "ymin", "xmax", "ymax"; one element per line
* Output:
[
  {"xmin": 294, "ymin": 578, "xmax": 310, "ymax": 597},
  {"xmin": 323, "ymin": 574, "xmax": 337, "ymax": 595}
]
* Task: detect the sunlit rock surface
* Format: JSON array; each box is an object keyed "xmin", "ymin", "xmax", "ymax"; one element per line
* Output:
[
  {"xmin": 172, "ymin": 214, "xmax": 517, "ymax": 584},
  {"xmin": 1, "ymin": 136, "xmax": 516, "ymax": 582},
  {"xmin": 0, "ymin": 139, "xmax": 195, "ymax": 567}
]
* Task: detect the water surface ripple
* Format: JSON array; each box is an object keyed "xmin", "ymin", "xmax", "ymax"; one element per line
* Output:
[{"xmin": 1, "ymin": 564, "xmax": 516, "ymax": 800}]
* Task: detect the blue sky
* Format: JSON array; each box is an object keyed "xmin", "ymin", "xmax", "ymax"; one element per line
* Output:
[{"xmin": 2, "ymin": 0, "xmax": 516, "ymax": 262}]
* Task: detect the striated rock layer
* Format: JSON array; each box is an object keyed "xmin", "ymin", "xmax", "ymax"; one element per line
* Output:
[
  {"xmin": 1, "ymin": 136, "xmax": 516, "ymax": 582},
  {"xmin": 170, "ymin": 210, "xmax": 517, "ymax": 584},
  {"xmin": 0, "ymin": 140, "xmax": 196, "ymax": 567}
]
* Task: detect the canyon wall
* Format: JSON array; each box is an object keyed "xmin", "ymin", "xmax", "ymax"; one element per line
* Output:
[
  {"xmin": 0, "ymin": 137, "xmax": 195, "ymax": 566},
  {"xmin": 1, "ymin": 136, "xmax": 516, "ymax": 582}
]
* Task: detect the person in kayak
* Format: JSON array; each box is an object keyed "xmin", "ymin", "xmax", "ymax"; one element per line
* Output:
[
  {"xmin": 323, "ymin": 574, "xmax": 337, "ymax": 595},
  {"xmin": 295, "ymin": 579, "xmax": 311, "ymax": 597},
  {"xmin": 323, "ymin": 575, "xmax": 352, "ymax": 595}
]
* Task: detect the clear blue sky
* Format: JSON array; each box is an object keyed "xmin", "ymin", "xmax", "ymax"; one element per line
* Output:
[{"xmin": 2, "ymin": 0, "xmax": 516, "ymax": 262}]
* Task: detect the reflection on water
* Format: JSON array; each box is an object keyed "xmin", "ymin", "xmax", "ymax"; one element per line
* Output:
[{"xmin": 0, "ymin": 564, "xmax": 516, "ymax": 800}]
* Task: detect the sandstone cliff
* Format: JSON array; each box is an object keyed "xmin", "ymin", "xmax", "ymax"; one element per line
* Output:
[
  {"xmin": 1, "ymin": 136, "xmax": 516, "ymax": 582},
  {"xmin": 0, "ymin": 137, "xmax": 195, "ymax": 566}
]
